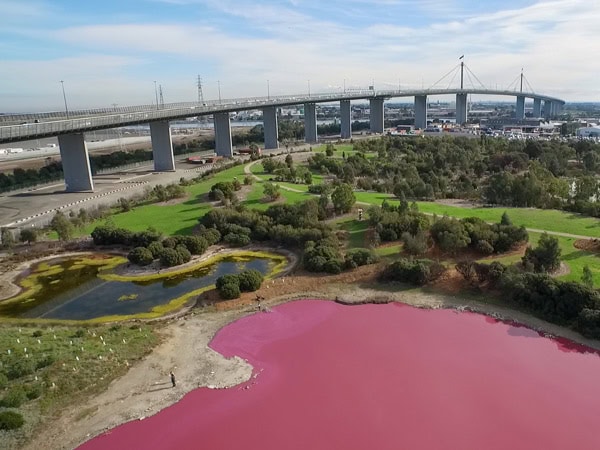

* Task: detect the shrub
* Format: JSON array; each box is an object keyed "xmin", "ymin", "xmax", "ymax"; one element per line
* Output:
[
  {"xmin": 35, "ymin": 354, "xmax": 55, "ymax": 370},
  {"xmin": 0, "ymin": 372, "xmax": 7, "ymax": 389},
  {"xmin": 401, "ymin": 231, "xmax": 428, "ymax": 256},
  {"xmin": 25, "ymin": 384, "xmax": 42, "ymax": 400},
  {"xmin": 218, "ymin": 282, "xmax": 241, "ymax": 299},
  {"xmin": 216, "ymin": 274, "xmax": 239, "ymax": 290},
  {"xmin": 224, "ymin": 233, "xmax": 251, "ymax": 247},
  {"xmin": 175, "ymin": 245, "xmax": 192, "ymax": 264},
  {"xmin": 237, "ymin": 269, "xmax": 264, "ymax": 292},
  {"xmin": 159, "ymin": 247, "xmax": 182, "ymax": 267},
  {"xmin": 181, "ymin": 236, "xmax": 208, "ymax": 255},
  {"xmin": 522, "ymin": 233, "xmax": 561, "ymax": 272},
  {"xmin": 1, "ymin": 387, "xmax": 27, "ymax": 408},
  {"xmin": 0, "ymin": 411, "xmax": 25, "ymax": 431},
  {"xmin": 344, "ymin": 248, "xmax": 378, "ymax": 269},
  {"xmin": 199, "ymin": 228, "xmax": 221, "ymax": 246},
  {"xmin": 6, "ymin": 359, "xmax": 34, "ymax": 380},
  {"xmin": 32, "ymin": 330, "xmax": 42, "ymax": 338},
  {"xmin": 576, "ymin": 308, "xmax": 600, "ymax": 339},
  {"xmin": 147, "ymin": 241, "xmax": 164, "ymax": 259},
  {"xmin": 380, "ymin": 258, "xmax": 446, "ymax": 286},
  {"xmin": 127, "ymin": 247, "xmax": 154, "ymax": 266}
]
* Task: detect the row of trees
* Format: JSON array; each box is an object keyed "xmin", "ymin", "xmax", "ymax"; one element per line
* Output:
[{"xmin": 304, "ymin": 136, "xmax": 600, "ymax": 218}]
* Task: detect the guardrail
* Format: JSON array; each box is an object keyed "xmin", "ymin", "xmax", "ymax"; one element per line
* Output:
[{"xmin": 0, "ymin": 89, "xmax": 565, "ymax": 143}]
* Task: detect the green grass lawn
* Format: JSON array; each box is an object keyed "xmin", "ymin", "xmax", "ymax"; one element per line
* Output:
[
  {"xmin": 416, "ymin": 202, "xmax": 600, "ymax": 239},
  {"xmin": 81, "ymin": 164, "xmax": 250, "ymax": 236},
  {"xmin": 336, "ymin": 219, "xmax": 369, "ymax": 248},
  {"xmin": 482, "ymin": 232, "xmax": 600, "ymax": 287}
]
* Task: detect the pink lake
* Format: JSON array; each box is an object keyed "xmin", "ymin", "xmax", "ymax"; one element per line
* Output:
[{"xmin": 80, "ymin": 300, "xmax": 600, "ymax": 450}]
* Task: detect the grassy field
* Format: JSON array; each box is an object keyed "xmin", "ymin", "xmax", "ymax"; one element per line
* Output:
[
  {"xmin": 416, "ymin": 202, "xmax": 600, "ymax": 239},
  {"xmin": 0, "ymin": 323, "xmax": 159, "ymax": 446}
]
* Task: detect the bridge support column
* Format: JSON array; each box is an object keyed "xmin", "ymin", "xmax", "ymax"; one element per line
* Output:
[
  {"xmin": 340, "ymin": 100, "xmax": 351, "ymax": 139},
  {"xmin": 543, "ymin": 100, "xmax": 553, "ymax": 119},
  {"xmin": 214, "ymin": 112, "xmax": 233, "ymax": 157},
  {"xmin": 414, "ymin": 95, "xmax": 428, "ymax": 130},
  {"xmin": 516, "ymin": 95, "xmax": 525, "ymax": 120},
  {"xmin": 304, "ymin": 103, "xmax": 317, "ymax": 143},
  {"xmin": 150, "ymin": 121, "xmax": 175, "ymax": 171},
  {"xmin": 456, "ymin": 93, "xmax": 468, "ymax": 125},
  {"xmin": 555, "ymin": 103, "xmax": 562, "ymax": 116},
  {"xmin": 58, "ymin": 133, "xmax": 94, "ymax": 192},
  {"xmin": 263, "ymin": 106, "xmax": 279, "ymax": 150},
  {"xmin": 533, "ymin": 98, "xmax": 542, "ymax": 117},
  {"xmin": 370, "ymin": 98, "xmax": 384, "ymax": 134}
]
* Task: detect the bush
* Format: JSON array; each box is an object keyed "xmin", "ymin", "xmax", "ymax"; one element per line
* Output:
[
  {"xmin": 216, "ymin": 274, "xmax": 239, "ymax": 290},
  {"xmin": 175, "ymin": 245, "xmax": 192, "ymax": 264},
  {"xmin": 218, "ymin": 282, "xmax": 241, "ymax": 299},
  {"xmin": 401, "ymin": 231, "xmax": 428, "ymax": 255},
  {"xmin": 35, "ymin": 354, "xmax": 55, "ymax": 370},
  {"xmin": 0, "ymin": 411, "xmax": 25, "ymax": 431},
  {"xmin": 147, "ymin": 241, "xmax": 164, "ymax": 259},
  {"xmin": 380, "ymin": 258, "xmax": 446, "ymax": 286},
  {"xmin": 159, "ymin": 247, "xmax": 182, "ymax": 267},
  {"xmin": 1, "ymin": 387, "xmax": 27, "ymax": 408},
  {"xmin": 0, "ymin": 372, "xmax": 7, "ymax": 389},
  {"xmin": 344, "ymin": 248, "xmax": 378, "ymax": 269},
  {"xmin": 6, "ymin": 359, "xmax": 34, "ymax": 380},
  {"xmin": 127, "ymin": 247, "xmax": 154, "ymax": 266},
  {"xmin": 576, "ymin": 308, "xmax": 600, "ymax": 339},
  {"xmin": 25, "ymin": 384, "xmax": 42, "ymax": 400},
  {"xmin": 181, "ymin": 236, "xmax": 208, "ymax": 255},
  {"xmin": 224, "ymin": 233, "xmax": 251, "ymax": 247},
  {"xmin": 237, "ymin": 269, "xmax": 263, "ymax": 292},
  {"xmin": 199, "ymin": 228, "xmax": 221, "ymax": 246},
  {"xmin": 522, "ymin": 233, "xmax": 561, "ymax": 272}
]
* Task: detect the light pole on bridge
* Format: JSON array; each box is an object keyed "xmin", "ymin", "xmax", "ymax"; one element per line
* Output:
[
  {"xmin": 308, "ymin": 79, "xmax": 311, "ymax": 98},
  {"xmin": 267, "ymin": 79, "xmax": 270, "ymax": 100},
  {"xmin": 60, "ymin": 80, "xmax": 69, "ymax": 118},
  {"xmin": 217, "ymin": 80, "xmax": 222, "ymax": 104}
]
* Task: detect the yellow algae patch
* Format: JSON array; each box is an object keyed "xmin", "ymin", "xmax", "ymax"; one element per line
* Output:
[
  {"xmin": 2, "ymin": 254, "xmax": 126, "ymax": 305},
  {"xmin": 118, "ymin": 294, "xmax": 139, "ymax": 302}
]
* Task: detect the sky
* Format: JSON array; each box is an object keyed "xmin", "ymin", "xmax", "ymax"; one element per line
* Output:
[{"xmin": 1, "ymin": 0, "xmax": 599, "ymax": 112}]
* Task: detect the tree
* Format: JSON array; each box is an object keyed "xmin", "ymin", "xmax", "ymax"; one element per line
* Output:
[
  {"xmin": 1, "ymin": 228, "xmax": 15, "ymax": 249},
  {"xmin": 325, "ymin": 143, "xmax": 335, "ymax": 156},
  {"xmin": 127, "ymin": 247, "xmax": 154, "ymax": 266},
  {"xmin": 50, "ymin": 211, "xmax": 74, "ymax": 242},
  {"xmin": 237, "ymin": 269, "xmax": 263, "ymax": 292},
  {"xmin": 331, "ymin": 183, "xmax": 356, "ymax": 214},
  {"xmin": 522, "ymin": 232, "xmax": 561, "ymax": 272},
  {"xmin": 19, "ymin": 228, "xmax": 37, "ymax": 245},
  {"xmin": 263, "ymin": 182, "xmax": 281, "ymax": 202},
  {"xmin": 500, "ymin": 212, "xmax": 512, "ymax": 226},
  {"xmin": 582, "ymin": 265, "xmax": 594, "ymax": 289}
]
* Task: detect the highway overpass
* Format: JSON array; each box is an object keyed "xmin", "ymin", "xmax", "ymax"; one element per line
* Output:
[{"xmin": 0, "ymin": 87, "xmax": 565, "ymax": 192}]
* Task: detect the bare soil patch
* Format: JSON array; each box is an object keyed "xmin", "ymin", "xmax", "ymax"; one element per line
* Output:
[{"xmin": 575, "ymin": 238, "xmax": 600, "ymax": 253}]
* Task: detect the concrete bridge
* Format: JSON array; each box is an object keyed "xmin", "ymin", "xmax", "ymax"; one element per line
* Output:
[{"xmin": 0, "ymin": 87, "xmax": 565, "ymax": 193}]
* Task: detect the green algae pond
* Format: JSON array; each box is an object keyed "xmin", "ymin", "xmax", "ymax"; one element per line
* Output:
[{"xmin": 0, "ymin": 251, "xmax": 287, "ymax": 322}]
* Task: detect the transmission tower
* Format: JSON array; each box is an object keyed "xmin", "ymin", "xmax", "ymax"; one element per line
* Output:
[
  {"xmin": 197, "ymin": 75, "xmax": 205, "ymax": 104},
  {"xmin": 159, "ymin": 85, "xmax": 164, "ymax": 107}
]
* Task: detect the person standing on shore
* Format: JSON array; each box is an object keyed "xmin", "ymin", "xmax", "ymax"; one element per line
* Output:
[{"xmin": 170, "ymin": 371, "xmax": 176, "ymax": 387}]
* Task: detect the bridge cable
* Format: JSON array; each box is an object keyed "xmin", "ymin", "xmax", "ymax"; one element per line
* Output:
[
  {"xmin": 464, "ymin": 64, "xmax": 487, "ymax": 90},
  {"xmin": 522, "ymin": 74, "xmax": 535, "ymax": 94},
  {"xmin": 429, "ymin": 63, "xmax": 461, "ymax": 89},
  {"xmin": 506, "ymin": 74, "xmax": 521, "ymax": 92},
  {"xmin": 445, "ymin": 70, "xmax": 459, "ymax": 90}
]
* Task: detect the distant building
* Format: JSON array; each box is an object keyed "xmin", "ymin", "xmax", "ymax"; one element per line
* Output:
[{"xmin": 577, "ymin": 126, "xmax": 600, "ymax": 138}]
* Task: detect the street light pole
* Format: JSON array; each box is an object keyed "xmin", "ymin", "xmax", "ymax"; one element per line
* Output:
[
  {"xmin": 267, "ymin": 79, "xmax": 270, "ymax": 100},
  {"xmin": 60, "ymin": 80, "xmax": 69, "ymax": 118},
  {"xmin": 217, "ymin": 80, "xmax": 222, "ymax": 103},
  {"xmin": 308, "ymin": 79, "xmax": 311, "ymax": 98},
  {"xmin": 153, "ymin": 81, "xmax": 159, "ymax": 109}
]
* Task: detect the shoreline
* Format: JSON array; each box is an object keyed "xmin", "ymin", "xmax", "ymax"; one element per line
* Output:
[
  {"xmin": 1, "ymin": 254, "xmax": 596, "ymax": 449},
  {"xmin": 23, "ymin": 282, "xmax": 600, "ymax": 450}
]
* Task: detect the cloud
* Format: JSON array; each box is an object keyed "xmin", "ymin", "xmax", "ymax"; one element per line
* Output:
[{"xmin": 2, "ymin": 0, "xmax": 600, "ymax": 110}]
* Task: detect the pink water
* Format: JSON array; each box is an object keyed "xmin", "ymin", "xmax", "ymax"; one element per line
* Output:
[{"xmin": 80, "ymin": 300, "xmax": 600, "ymax": 450}]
